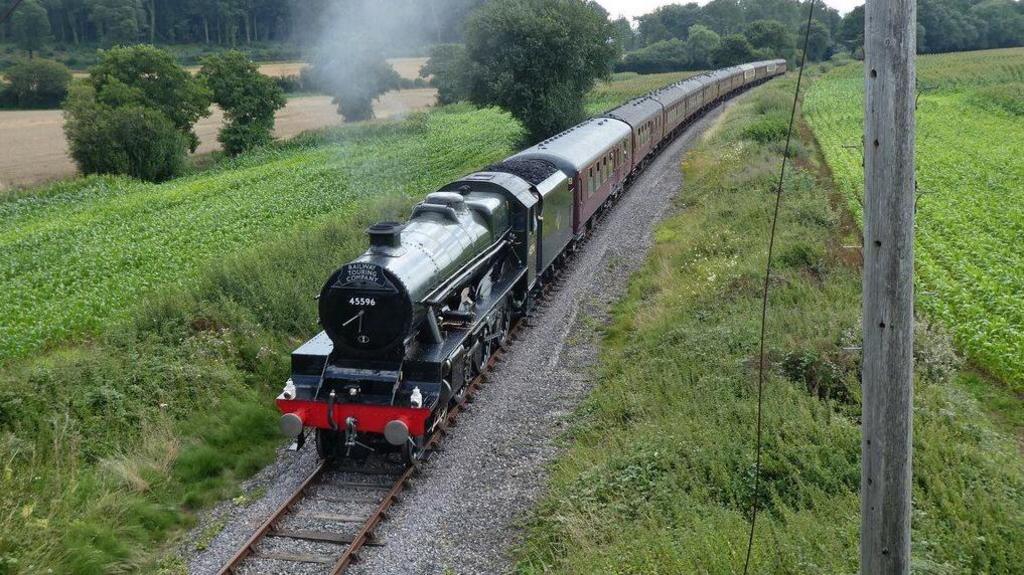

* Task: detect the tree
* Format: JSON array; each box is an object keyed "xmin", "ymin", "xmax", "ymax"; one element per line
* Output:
[
  {"xmin": 1, "ymin": 58, "xmax": 71, "ymax": 108},
  {"xmin": 971, "ymin": 0, "xmax": 1024, "ymax": 48},
  {"xmin": 799, "ymin": 20, "xmax": 832, "ymax": 61},
  {"xmin": 64, "ymin": 46, "xmax": 211, "ymax": 181},
  {"xmin": 700, "ymin": 0, "xmax": 744, "ymax": 35},
  {"xmin": 312, "ymin": 46, "xmax": 401, "ymax": 122},
  {"xmin": 421, "ymin": 43, "xmax": 471, "ymax": 105},
  {"xmin": 685, "ymin": 24, "xmax": 721, "ymax": 69},
  {"xmin": 64, "ymin": 83, "xmax": 189, "ymax": 181},
  {"xmin": 837, "ymin": 5, "xmax": 864, "ymax": 54},
  {"xmin": 462, "ymin": 0, "xmax": 619, "ymax": 143},
  {"xmin": 199, "ymin": 50, "xmax": 286, "ymax": 155},
  {"xmin": 611, "ymin": 16, "xmax": 637, "ymax": 52},
  {"xmin": 87, "ymin": 45, "xmax": 211, "ymax": 151},
  {"xmin": 636, "ymin": 3, "xmax": 702, "ymax": 44},
  {"xmin": 86, "ymin": 0, "xmax": 140, "ymax": 45},
  {"xmin": 713, "ymin": 33, "xmax": 756, "ymax": 66},
  {"xmin": 744, "ymin": 19, "xmax": 794, "ymax": 61},
  {"xmin": 618, "ymin": 39, "xmax": 690, "ymax": 73},
  {"xmin": 11, "ymin": 0, "xmax": 52, "ymax": 58}
]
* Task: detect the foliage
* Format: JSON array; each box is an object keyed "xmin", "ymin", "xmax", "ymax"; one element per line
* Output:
[
  {"xmin": 618, "ymin": 39, "xmax": 690, "ymax": 74},
  {"xmin": 0, "ymin": 58, "xmax": 71, "ymax": 108},
  {"xmin": 837, "ymin": 5, "xmax": 865, "ymax": 54},
  {"xmin": 2, "ymin": 105, "xmax": 523, "ymax": 362},
  {"xmin": 685, "ymin": 24, "xmax": 722, "ymax": 69},
  {"xmin": 919, "ymin": 0, "xmax": 1024, "ymax": 53},
  {"xmin": 421, "ymin": 43, "xmax": 472, "ymax": 105},
  {"xmin": 628, "ymin": 0, "xmax": 1021, "ymax": 61},
  {"xmin": 312, "ymin": 48, "xmax": 401, "ymax": 121},
  {"xmin": 804, "ymin": 48, "xmax": 1024, "ymax": 389},
  {"xmin": 745, "ymin": 19, "xmax": 794, "ymax": 61},
  {"xmin": 85, "ymin": 45, "xmax": 211, "ymax": 151},
  {"xmin": 0, "ymin": 0, "xmax": 486, "ymax": 55},
  {"xmin": 801, "ymin": 20, "xmax": 833, "ymax": 61},
  {"xmin": 198, "ymin": 51, "xmax": 286, "ymax": 156},
  {"xmin": 713, "ymin": 33, "xmax": 757, "ymax": 66},
  {"xmin": 610, "ymin": 16, "xmax": 638, "ymax": 52},
  {"xmin": 63, "ymin": 84, "xmax": 190, "ymax": 181},
  {"xmin": 462, "ymin": 0, "xmax": 619, "ymax": 142},
  {"xmin": 514, "ymin": 78, "xmax": 1024, "ymax": 574},
  {"xmin": 10, "ymin": 0, "xmax": 51, "ymax": 57},
  {"xmin": 61, "ymin": 45, "xmax": 210, "ymax": 181},
  {"xmin": 86, "ymin": 0, "xmax": 139, "ymax": 45}
]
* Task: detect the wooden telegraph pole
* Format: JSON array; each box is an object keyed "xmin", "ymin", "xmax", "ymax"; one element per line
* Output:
[{"xmin": 862, "ymin": 0, "xmax": 916, "ymax": 573}]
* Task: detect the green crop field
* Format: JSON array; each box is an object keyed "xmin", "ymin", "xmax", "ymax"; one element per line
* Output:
[{"xmin": 804, "ymin": 48, "xmax": 1024, "ymax": 389}]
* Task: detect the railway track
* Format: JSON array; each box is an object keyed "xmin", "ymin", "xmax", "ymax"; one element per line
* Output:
[{"xmin": 216, "ymin": 323, "xmax": 524, "ymax": 575}]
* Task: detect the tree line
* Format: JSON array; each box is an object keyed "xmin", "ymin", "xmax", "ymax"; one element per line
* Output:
[
  {"xmin": 1, "ymin": 0, "xmax": 484, "ymax": 56},
  {"xmin": 614, "ymin": 0, "xmax": 1023, "ymax": 73}
]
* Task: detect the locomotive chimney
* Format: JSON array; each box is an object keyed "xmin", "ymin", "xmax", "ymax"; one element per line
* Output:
[{"xmin": 367, "ymin": 222, "xmax": 404, "ymax": 249}]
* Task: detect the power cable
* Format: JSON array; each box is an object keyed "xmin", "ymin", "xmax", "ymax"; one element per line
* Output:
[{"xmin": 741, "ymin": 1, "xmax": 817, "ymax": 573}]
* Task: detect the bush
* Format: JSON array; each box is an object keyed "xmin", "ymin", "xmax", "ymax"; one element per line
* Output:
[
  {"xmin": 0, "ymin": 58, "xmax": 71, "ymax": 108},
  {"xmin": 63, "ymin": 45, "xmax": 210, "ymax": 180},
  {"xmin": 617, "ymin": 39, "xmax": 690, "ymax": 74},
  {"xmin": 64, "ymin": 83, "xmax": 188, "ymax": 181},
  {"xmin": 198, "ymin": 51, "xmax": 286, "ymax": 156},
  {"xmin": 421, "ymin": 43, "xmax": 471, "ymax": 105},
  {"xmin": 87, "ymin": 45, "xmax": 211, "ymax": 152},
  {"xmin": 741, "ymin": 112, "xmax": 789, "ymax": 142}
]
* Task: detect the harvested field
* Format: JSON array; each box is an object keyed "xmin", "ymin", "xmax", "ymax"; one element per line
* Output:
[
  {"xmin": 0, "ymin": 88, "xmax": 437, "ymax": 190},
  {"xmin": 67, "ymin": 57, "xmax": 428, "ymax": 80}
]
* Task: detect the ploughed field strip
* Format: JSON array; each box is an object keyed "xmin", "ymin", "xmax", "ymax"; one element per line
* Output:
[{"xmin": 215, "ymin": 60, "xmax": 787, "ymax": 574}]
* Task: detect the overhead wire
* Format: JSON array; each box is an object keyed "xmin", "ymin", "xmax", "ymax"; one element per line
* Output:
[{"xmin": 741, "ymin": 1, "xmax": 817, "ymax": 573}]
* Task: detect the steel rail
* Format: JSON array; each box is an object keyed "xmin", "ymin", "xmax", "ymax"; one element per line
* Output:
[{"xmin": 217, "ymin": 459, "xmax": 327, "ymax": 574}]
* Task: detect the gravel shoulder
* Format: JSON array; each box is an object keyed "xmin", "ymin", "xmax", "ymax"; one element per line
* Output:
[{"xmin": 186, "ymin": 97, "xmax": 740, "ymax": 575}]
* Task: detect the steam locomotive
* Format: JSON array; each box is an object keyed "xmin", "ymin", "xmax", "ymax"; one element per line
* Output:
[{"xmin": 276, "ymin": 60, "xmax": 787, "ymax": 461}]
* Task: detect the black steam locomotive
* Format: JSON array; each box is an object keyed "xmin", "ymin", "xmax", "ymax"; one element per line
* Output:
[{"xmin": 276, "ymin": 60, "xmax": 787, "ymax": 461}]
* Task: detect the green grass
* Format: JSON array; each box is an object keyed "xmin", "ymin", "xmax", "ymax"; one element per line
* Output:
[
  {"xmin": 804, "ymin": 47, "xmax": 1024, "ymax": 390},
  {"xmin": 0, "ymin": 72, "xmax": 686, "ymax": 574},
  {"xmin": 513, "ymin": 78, "xmax": 1024, "ymax": 574}
]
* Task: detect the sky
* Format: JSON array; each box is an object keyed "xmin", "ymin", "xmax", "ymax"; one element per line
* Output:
[{"xmin": 597, "ymin": 0, "xmax": 864, "ymax": 19}]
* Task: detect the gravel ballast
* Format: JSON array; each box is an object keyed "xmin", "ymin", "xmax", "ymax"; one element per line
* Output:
[{"xmin": 187, "ymin": 99, "xmax": 738, "ymax": 575}]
